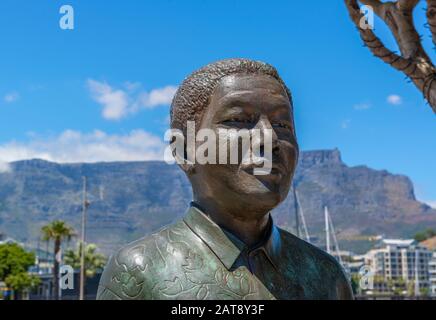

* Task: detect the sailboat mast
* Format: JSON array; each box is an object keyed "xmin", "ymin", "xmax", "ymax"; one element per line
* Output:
[
  {"xmin": 295, "ymin": 190, "xmax": 311, "ymax": 243},
  {"xmin": 293, "ymin": 185, "xmax": 300, "ymax": 238},
  {"xmin": 328, "ymin": 212, "xmax": 344, "ymax": 266},
  {"xmin": 325, "ymin": 206, "xmax": 331, "ymax": 254}
]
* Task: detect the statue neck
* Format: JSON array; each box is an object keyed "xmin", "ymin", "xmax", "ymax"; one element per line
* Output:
[{"xmin": 191, "ymin": 200, "xmax": 271, "ymax": 247}]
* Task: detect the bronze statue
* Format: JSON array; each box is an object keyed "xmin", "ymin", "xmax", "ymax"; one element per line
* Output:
[{"xmin": 97, "ymin": 59, "xmax": 354, "ymax": 300}]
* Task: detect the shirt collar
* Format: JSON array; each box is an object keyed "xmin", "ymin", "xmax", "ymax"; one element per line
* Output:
[{"xmin": 183, "ymin": 204, "xmax": 281, "ymax": 270}]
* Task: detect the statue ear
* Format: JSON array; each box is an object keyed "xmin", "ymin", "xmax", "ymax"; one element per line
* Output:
[
  {"xmin": 173, "ymin": 141, "xmax": 196, "ymax": 175},
  {"xmin": 179, "ymin": 162, "xmax": 196, "ymax": 175}
]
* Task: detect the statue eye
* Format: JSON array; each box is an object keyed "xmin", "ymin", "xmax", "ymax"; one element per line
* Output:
[
  {"xmin": 223, "ymin": 118, "xmax": 252, "ymax": 124},
  {"xmin": 273, "ymin": 122, "xmax": 291, "ymax": 130}
]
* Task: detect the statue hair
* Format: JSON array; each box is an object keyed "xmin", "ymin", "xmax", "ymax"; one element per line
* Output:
[{"xmin": 170, "ymin": 58, "xmax": 293, "ymax": 134}]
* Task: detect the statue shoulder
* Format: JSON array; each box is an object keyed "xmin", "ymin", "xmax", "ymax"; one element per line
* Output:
[
  {"xmin": 96, "ymin": 223, "xmax": 177, "ymax": 300},
  {"xmin": 277, "ymin": 227, "xmax": 354, "ymax": 300}
]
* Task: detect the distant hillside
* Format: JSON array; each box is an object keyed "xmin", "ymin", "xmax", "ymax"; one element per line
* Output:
[{"xmin": 0, "ymin": 149, "xmax": 434, "ymax": 255}]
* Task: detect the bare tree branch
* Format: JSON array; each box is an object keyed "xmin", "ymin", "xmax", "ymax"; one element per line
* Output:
[
  {"xmin": 427, "ymin": 0, "xmax": 436, "ymax": 46},
  {"xmin": 358, "ymin": 0, "xmax": 382, "ymax": 15},
  {"xmin": 345, "ymin": 0, "xmax": 436, "ymax": 113},
  {"xmin": 345, "ymin": 0, "xmax": 413, "ymax": 73},
  {"xmin": 397, "ymin": 0, "xmax": 420, "ymax": 11},
  {"xmin": 376, "ymin": 1, "xmax": 422, "ymax": 59}
]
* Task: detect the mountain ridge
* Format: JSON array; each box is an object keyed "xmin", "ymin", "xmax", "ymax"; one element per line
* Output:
[{"xmin": 0, "ymin": 149, "xmax": 434, "ymax": 255}]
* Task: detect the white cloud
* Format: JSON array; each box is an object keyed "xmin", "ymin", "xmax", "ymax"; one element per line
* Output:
[
  {"xmin": 0, "ymin": 129, "xmax": 167, "ymax": 164},
  {"xmin": 87, "ymin": 79, "xmax": 177, "ymax": 121},
  {"xmin": 0, "ymin": 161, "xmax": 11, "ymax": 173},
  {"xmin": 341, "ymin": 119, "xmax": 351, "ymax": 129},
  {"xmin": 424, "ymin": 200, "xmax": 436, "ymax": 209},
  {"xmin": 387, "ymin": 94, "xmax": 402, "ymax": 106},
  {"xmin": 354, "ymin": 103, "xmax": 371, "ymax": 111},
  {"xmin": 87, "ymin": 80, "xmax": 129, "ymax": 120},
  {"xmin": 4, "ymin": 92, "xmax": 20, "ymax": 103},
  {"xmin": 138, "ymin": 86, "xmax": 178, "ymax": 109}
]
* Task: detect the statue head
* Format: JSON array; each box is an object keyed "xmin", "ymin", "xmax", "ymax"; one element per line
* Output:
[{"xmin": 170, "ymin": 58, "xmax": 299, "ymax": 220}]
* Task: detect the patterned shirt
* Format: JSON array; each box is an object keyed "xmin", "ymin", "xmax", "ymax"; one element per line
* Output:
[{"xmin": 97, "ymin": 205, "xmax": 353, "ymax": 300}]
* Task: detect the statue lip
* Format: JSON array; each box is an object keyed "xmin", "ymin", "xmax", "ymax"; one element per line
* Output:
[{"xmin": 240, "ymin": 162, "xmax": 285, "ymax": 178}]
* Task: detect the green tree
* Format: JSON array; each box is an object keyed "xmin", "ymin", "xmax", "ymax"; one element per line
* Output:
[
  {"xmin": 5, "ymin": 273, "xmax": 40, "ymax": 299},
  {"xmin": 407, "ymin": 281, "xmax": 416, "ymax": 297},
  {"xmin": 0, "ymin": 243, "xmax": 40, "ymax": 299},
  {"xmin": 64, "ymin": 243, "xmax": 106, "ymax": 299},
  {"xmin": 0, "ymin": 243, "xmax": 35, "ymax": 279},
  {"xmin": 389, "ymin": 279, "xmax": 405, "ymax": 297},
  {"xmin": 41, "ymin": 220, "xmax": 75, "ymax": 300},
  {"xmin": 420, "ymin": 287, "xmax": 430, "ymax": 298},
  {"xmin": 350, "ymin": 274, "xmax": 360, "ymax": 296},
  {"xmin": 414, "ymin": 228, "xmax": 436, "ymax": 242},
  {"xmin": 64, "ymin": 243, "xmax": 106, "ymax": 278}
]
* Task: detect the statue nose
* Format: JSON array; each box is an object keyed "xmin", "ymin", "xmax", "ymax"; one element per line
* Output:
[{"xmin": 254, "ymin": 116, "xmax": 279, "ymax": 153}]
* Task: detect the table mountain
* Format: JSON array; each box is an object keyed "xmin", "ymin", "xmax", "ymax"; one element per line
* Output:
[{"xmin": 0, "ymin": 149, "xmax": 434, "ymax": 254}]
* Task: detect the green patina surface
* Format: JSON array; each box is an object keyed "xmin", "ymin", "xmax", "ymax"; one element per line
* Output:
[{"xmin": 97, "ymin": 206, "xmax": 353, "ymax": 300}]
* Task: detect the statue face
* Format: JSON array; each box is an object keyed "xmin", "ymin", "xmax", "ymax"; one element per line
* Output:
[{"xmin": 190, "ymin": 74, "xmax": 298, "ymax": 218}]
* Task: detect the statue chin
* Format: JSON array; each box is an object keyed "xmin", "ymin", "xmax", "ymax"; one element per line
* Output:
[{"xmin": 189, "ymin": 163, "xmax": 293, "ymax": 216}]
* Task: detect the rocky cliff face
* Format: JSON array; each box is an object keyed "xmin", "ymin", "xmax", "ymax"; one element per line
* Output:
[
  {"xmin": 275, "ymin": 149, "xmax": 435, "ymax": 252},
  {"xmin": 0, "ymin": 150, "xmax": 434, "ymax": 254}
]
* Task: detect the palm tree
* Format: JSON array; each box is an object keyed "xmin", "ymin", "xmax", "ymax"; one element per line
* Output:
[
  {"xmin": 65, "ymin": 243, "xmax": 106, "ymax": 277},
  {"xmin": 64, "ymin": 243, "xmax": 106, "ymax": 299},
  {"xmin": 41, "ymin": 220, "xmax": 76, "ymax": 300}
]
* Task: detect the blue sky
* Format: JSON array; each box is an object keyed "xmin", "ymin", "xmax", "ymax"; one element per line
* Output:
[{"xmin": 0, "ymin": 1, "xmax": 435, "ymax": 204}]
